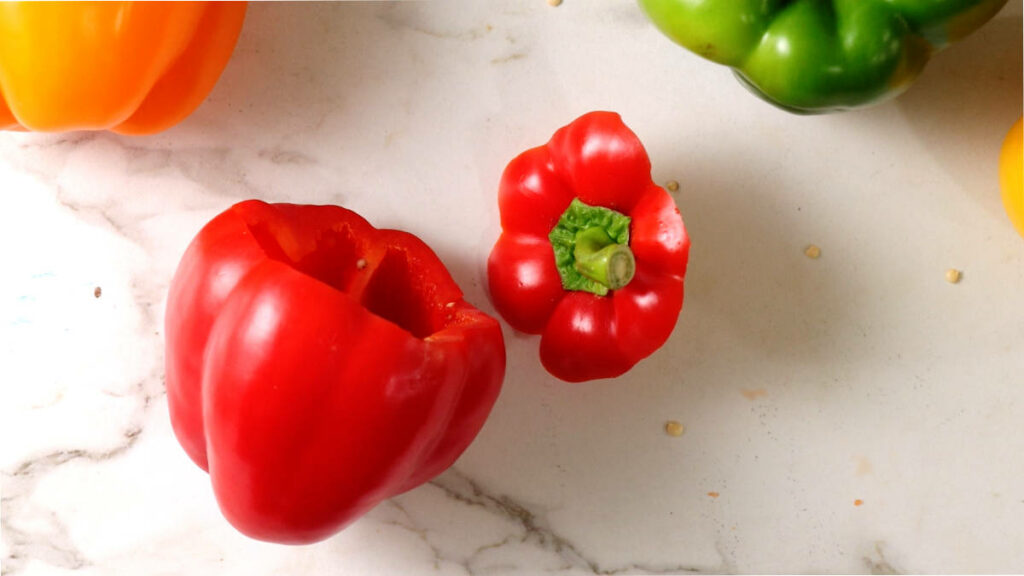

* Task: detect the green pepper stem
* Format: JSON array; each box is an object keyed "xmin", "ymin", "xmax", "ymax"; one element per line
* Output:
[{"xmin": 573, "ymin": 227, "xmax": 636, "ymax": 290}]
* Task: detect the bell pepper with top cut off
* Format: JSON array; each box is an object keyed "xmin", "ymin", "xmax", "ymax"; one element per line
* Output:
[
  {"xmin": 639, "ymin": 0, "xmax": 1008, "ymax": 113},
  {"xmin": 0, "ymin": 1, "xmax": 246, "ymax": 134},
  {"xmin": 1001, "ymin": 117, "xmax": 1023, "ymax": 238},
  {"xmin": 488, "ymin": 111, "xmax": 690, "ymax": 382},
  {"xmin": 165, "ymin": 200, "xmax": 505, "ymax": 544}
]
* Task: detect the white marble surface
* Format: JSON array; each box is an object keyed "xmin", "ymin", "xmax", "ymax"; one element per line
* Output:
[{"xmin": 2, "ymin": 2, "xmax": 1023, "ymax": 574}]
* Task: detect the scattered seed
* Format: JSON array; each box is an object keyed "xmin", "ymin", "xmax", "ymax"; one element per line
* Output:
[
  {"xmin": 547, "ymin": 0, "xmax": 562, "ymax": 6},
  {"xmin": 665, "ymin": 180, "xmax": 679, "ymax": 192},
  {"xmin": 356, "ymin": 259, "xmax": 367, "ymax": 270},
  {"xmin": 945, "ymin": 268, "xmax": 961, "ymax": 284},
  {"xmin": 664, "ymin": 420, "xmax": 685, "ymax": 437},
  {"xmin": 804, "ymin": 244, "xmax": 821, "ymax": 259},
  {"xmin": 740, "ymin": 388, "xmax": 767, "ymax": 400},
  {"xmin": 854, "ymin": 499, "xmax": 864, "ymax": 507},
  {"xmin": 445, "ymin": 302, "xmax": 456, "ymax": 308},
  {"xmin": 707, "ymin": 491, "xmax": 720, "ymax": 499},
  {"xmin": 94, "ymin": 286, "xmax": 102, "ymax": 298}
]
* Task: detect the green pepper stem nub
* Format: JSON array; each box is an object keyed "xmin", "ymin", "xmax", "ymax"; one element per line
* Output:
[
  {"xmin": 549, "ymin": 198, "xmax": 633, "ymax": 296},
  {"xmin": 573, "ymin": 227, "xmax": 636, "ymax": 290}
]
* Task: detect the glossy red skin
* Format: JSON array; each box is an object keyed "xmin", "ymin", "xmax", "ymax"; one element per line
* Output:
[
  {"xmin": 488, "ymin": 111, "xmax": 689, "ymax": 382},
  {"xmin": 165, "ymin": 200, "xmax": 505, "ymax": 544}
]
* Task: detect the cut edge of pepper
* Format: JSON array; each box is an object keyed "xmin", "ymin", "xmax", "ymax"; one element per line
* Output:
[{"xmin": 236, "ymin": 201, "xmax": 474, "ymax": 342}]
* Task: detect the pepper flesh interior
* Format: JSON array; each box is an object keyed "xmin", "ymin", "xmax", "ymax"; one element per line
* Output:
[
  {"xmin": 361, "ymin": 248, "xmax": 436, "ymax": 339},
  {"xmin": 247, "ymin": 221, "xmax": 441, "ymax": 339}
]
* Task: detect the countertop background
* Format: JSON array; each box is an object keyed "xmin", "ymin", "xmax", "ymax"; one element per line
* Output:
[{"xmin": 2, "ymin": 2, "xmax": 1022, "ymax": 574}]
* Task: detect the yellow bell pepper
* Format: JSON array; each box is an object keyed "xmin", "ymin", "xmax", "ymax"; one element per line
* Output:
[
  {"xmin": 1001, "ymin": 117, "xmax": 1023, "ymax": 239},
  {"xmin": 0, "ymin": 2, "xmax": 246, "ymax": 134}
]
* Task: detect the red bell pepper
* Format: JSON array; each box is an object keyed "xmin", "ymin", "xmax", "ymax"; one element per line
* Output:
[
  {"xmin": 488, "ymin": 111, "xmax": 689, "ymax": 382},
  {"xmin": 165, "ymin": 200, "xmax": 505, "ymax": 544}
]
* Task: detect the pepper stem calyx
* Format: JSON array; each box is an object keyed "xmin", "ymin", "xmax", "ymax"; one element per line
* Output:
[{"xmin": 549, "ymin": 198, "xmax": 634, "ymax": 296}]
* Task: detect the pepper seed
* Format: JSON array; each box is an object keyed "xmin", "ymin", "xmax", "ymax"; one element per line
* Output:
[
  {"xmin": 665, "ymin": 180, "xmax": 679, "ymax": 192},
  {"xmin": 804, "ymin": 244, "xmax": 821, "ymax": 259},
  {"xmin": 664, "ymin": 420, "xmax": 685, "ymax": 437},
  {"xmin": 946, "ymin": 268, "xmax": 961, "ymax": 284}
]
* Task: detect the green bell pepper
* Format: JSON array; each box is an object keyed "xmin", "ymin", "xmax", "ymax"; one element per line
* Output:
[{"xmin": 639, "ymin": 0, "xmax": 1008, "ymax": 113}]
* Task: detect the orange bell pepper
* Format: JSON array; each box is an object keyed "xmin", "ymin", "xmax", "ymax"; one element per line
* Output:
[
  {"xmin": 1001, "ymin": 117, "xmax": 1023, "ymax": 239},
  {"xmin": 0, "ymin": 2, "xmax": 246, "ymax": 134}
]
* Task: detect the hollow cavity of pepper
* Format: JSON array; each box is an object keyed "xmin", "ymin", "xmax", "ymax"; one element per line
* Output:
[{"xmin": 245, "ymin": 218, "xmax": 453, "ymax": 340}]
